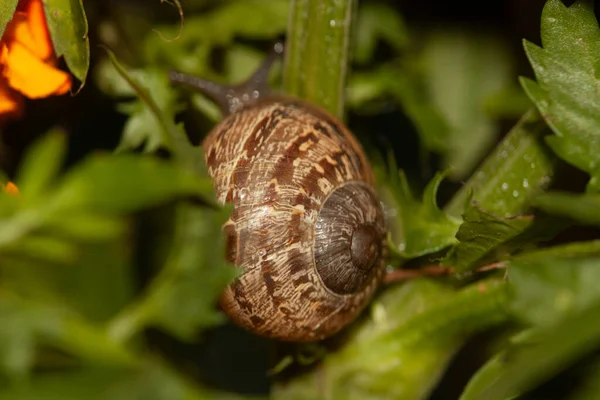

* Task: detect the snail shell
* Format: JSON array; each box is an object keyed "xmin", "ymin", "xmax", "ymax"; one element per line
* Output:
[{"xmin": 170, "ymin": 45, "xmax": 387, "ymax": 342}]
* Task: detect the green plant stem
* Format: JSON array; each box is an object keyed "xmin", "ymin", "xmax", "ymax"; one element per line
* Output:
[{"xmin": 283, "ymin": 0, "xmax": 356, "ymax": 118}]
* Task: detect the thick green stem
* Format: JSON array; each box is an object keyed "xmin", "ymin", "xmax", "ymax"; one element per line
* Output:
[{"xmin": 283, "ymin": 0, "xmax": 356, "ymax": 118}]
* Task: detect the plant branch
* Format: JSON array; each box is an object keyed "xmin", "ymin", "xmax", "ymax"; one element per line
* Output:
[
  {"xmin": 283, "ymin": 0, "xmax": 356, "ymax": 118},
  {"xmin": 383, "ymin": 262, "xmax": 507, "ymax": 285}
]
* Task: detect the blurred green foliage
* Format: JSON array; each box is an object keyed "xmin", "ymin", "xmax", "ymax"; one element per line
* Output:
[{"xmin": 2, "ymin": 0, "xmax": 600, "ymax": 399}]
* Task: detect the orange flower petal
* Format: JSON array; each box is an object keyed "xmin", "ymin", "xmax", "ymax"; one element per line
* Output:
[
  {"xmin": 7, "ymin": 0, "xmax": 52, "ymax": 60},
  {"xmin": 3, "ymin": 182, "xmax": 19, "ymax": 196},
  {"xmin": 3, "ymin": 10, "xmax": 50, "ymax": 62},
  {"xmin": 0, "ymin": 0, "xmax": 71, "ymax": 108},
  {"xmin": 24, "ymin": 0, "xmax": 53, "ymax": 60},
  {"xmin": 2, "ymin": 40, "xmax": 71, "ymax": 98},
  {"xmin": 55, "ymin": 76, "xmax": 71, "ymax": 95}
]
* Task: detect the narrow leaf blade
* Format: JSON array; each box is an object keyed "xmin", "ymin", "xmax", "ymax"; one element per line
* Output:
[{"xmin": 43, "ymin": 0, "xmax": 90, "ymax": 87}]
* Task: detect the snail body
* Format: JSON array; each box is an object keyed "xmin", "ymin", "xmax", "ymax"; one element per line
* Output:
[{"xmin": 170, "ymin": 45, "xmax": 387, "ymax": 342}]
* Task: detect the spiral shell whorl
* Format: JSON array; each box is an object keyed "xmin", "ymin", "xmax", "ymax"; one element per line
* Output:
[{"xmin": 203, "ymin": 99, "xmax": 387, "ymax": 341}]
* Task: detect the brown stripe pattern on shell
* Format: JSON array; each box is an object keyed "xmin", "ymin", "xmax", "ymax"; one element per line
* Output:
[{"xmin": 203, "ymin": 98, "xmax": 387, "ymax": 342}]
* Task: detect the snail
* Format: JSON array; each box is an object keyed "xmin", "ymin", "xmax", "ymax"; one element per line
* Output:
[{"xmin": 169, "ymin": 43, "xmax": 388, "ymax": 342}]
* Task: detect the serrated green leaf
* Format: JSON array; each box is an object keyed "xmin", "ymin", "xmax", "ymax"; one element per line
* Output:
[
  {"xmin": 421, "ymin": 29, "xmax": 514, "ymax": 179},
  {"xmin": 445, "ymin": 110, "xmax": 556, "ymax": 218},
  {"xmin": 94, "ymin": 58, "xmax": 140, "ymax": 98},
  {"xmin": 103, "ymin": 51, "xmax": 206, "ymax": 176},
  {"xmin": 544, "ymin": 135, "xmax": 597, "ymax": 181},
  {"xmin": 520, "ymin": 0, "xmax": 600, "ymax": 190},
  {"xmin": 106, "ymin": 68, "xmax": 177, "ymax": 154},
  {"xmin": 386, "ymin": 169, "xmax": 460, "ymax": 258},
  {"xmin": 535, "ymin": 191, "xmax": 600, "ymax": 226},
  {"xmin": 0, "ymin": 0, "xmax": 18, "ymax": 40},
  {"xmin": 43, "ymin": 0, "xmax": 90, "ymax": 87},
  {"xmin": 508, "ymin": 241, "xmax": 600, "ymax": 327},
  {"xmin": 460, "ymin": 300, "xmax": 600, "ymax": 400},
  {"xmin": 442, "ymin": 204, "xmax": 534, "ymax": 272},
  {"xmin": 14, "ymin": 130, "xmax": 66, "ymax": 203},
  {"xmin": 353, "ymin": 2, "xmax": 408, "ymax": 64}
]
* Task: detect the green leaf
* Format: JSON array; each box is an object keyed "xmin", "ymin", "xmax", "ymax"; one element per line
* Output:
[
  {"xmin": 421, "ymin": 29, "xmax": 515, "ymax": 179},
  {"xmin": 275, "ymin": 278, "xmax": 509, "ymax": 400},
  {"xmin": 61, "ymin": 241, "xmax": 133, "ymax": 323},
  {"xmin": 508, "ymin": 241, "xmax": 600, "ymax": 327},
  {"xmin": 0, "ymin": 0, "xmax": 18, "ymax": 40},
  {"xmin": 353, "ymin": 2, "xmax": 408, "ymax": 64},
  {"xmin": 225, "ymin": 45, "xmax": 264, "ymax": 85},
  {"xmin": 0, "ymin": 297, "xmax": 37, "ymax": 380},
  {"xmin": 43, "ymin": 0, "xmax": 90, "ymax": 87},
  {"xmin": 1, "ymin": 235, "xmax": 78, "ymax": 265},
  {"xmin": 144, "ymin": 204, "xmax": 236, "ymax": 340},
  {"xmin": 3, "ymin": 238, "xmax": 133, "ymax": 323},
  {"xmin": 445, "ymin": 110, "xmax": 556, "ymax": 218},
  {"xmin": 520, "ymin": 0, "xmax": 600, "ymax": 191},
  {"xmin": 107, "ymin": 204, "xmax": 236, "ymax": 342},
  {"xmin": 97, "ymin": 65, "xmax": 177, "ymax": 154},
  {"xmin": 535, "ymin": 191, "xmax": 600, "ymax": 226},
  {"xmin": 102, "ymin": 51, "xmax": 206, "ymax": 176},
  {"xmin": 44, "ymin": 212, "xmax": 124, "ymax": 242},
  {"xmin": 569, "ymin": 361, "xmax": 600, "ymax": 400},
  {"xmin": 442, "ymin": 204, "xmax": 534, "ymax": 272},
  {"xmin": 0, "ymin": 294, "xmax": 134, "ymax": 381},
  {"xmin": 482, "ymin": 83, "xmax": 533, "ymax": 119},
  {"xmin": 52, "ymin": 154, "xmax": 214, "ymax": 214},
  {"xmin": 385, "ymin": 169, "xmax": 460, "ymax": 258},
  {"xmin": 0, "ymin": 367, "xmax": 135, "ymax": 400},
  {"xmin": 14, "ymin": 130, "xmax": 66, "ymax": 203},
  {"xmin": 460, "ymin": 300, "xmax": 600, "ymax": 400},
  {"xmin": 0, "ymin": 361, "xmax": 260, "ymax": 400},
  {"xmin": 0, "ymin": 141, "xmax": 214, "ymax": 273}
]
